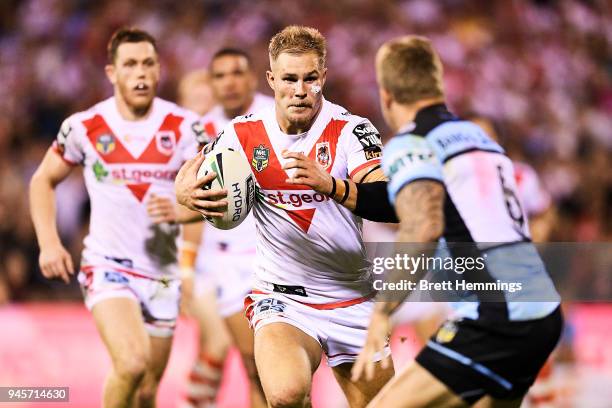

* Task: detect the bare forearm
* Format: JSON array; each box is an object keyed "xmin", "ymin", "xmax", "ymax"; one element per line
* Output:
[
  {"xmin": 29, "ymin": 173, "xmax": 61, "ymax": 248},
  {"xmin": 375, "ymin": 181, "xmax": 445, "ymax": 315}
]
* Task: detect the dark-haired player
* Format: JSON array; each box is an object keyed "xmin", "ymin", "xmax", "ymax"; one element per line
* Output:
[{"xmin": 29, "ymin": 28, "xmax": 212, "ymax": 407}]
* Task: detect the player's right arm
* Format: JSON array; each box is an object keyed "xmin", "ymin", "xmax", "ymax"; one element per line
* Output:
[{"xmin": 29, "ymin": 148, "xmax": 76, "ymax": 283}]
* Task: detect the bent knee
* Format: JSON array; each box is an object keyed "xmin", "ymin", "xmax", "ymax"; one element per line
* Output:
[
  {"xmin": 266, "ymin": 386, "xmax": 310, "ymax": 408},
  {"xmin": 114, "ymin": 353, "xmax": 150, "ymax": 382}
]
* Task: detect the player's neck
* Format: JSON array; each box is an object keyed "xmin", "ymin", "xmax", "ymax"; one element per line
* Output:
[
  {"xmin": 392, "ymin": 97, "xmax": 445, "ymax": 133},
  {"xmin": 114, "ymin": 93, "xmax": 154, "ymax": 121},
  {"xmin": 223, "ymin": 95, "xmax": 255, "ymax": 120}
]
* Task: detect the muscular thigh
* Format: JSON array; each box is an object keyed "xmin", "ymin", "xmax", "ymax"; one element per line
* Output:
[
  {"xmin": 225, "ymin": 311, "xmax": 254, "ymax": 356},
  {"xmin": 147, "ymin": 335, "xmax": 173, "ymax": 381},
  {"xmin": 92, "ymin": 297, "xmax": 150, "ymax": 365},
  {"xmin": 254, "ymin": 322, "xmax": 322, "ymax": 399}
]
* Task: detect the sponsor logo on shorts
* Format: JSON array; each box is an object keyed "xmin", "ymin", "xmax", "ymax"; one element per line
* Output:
[
  {"xmin": 252, "ymin": 144, "xmax": 269, "ymax": 172},
  {"xmin": 104, "ymin": 271, "xmax": 129, "ymax": 284},
  {"xmin": 254, "ymin": 298, "xmax": 286, "ymax": 316}
]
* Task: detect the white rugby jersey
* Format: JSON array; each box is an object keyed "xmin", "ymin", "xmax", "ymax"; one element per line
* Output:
[
  {"xmin": 205, "ymin": 98, "xmax": 383, "ymax": 303},
  {"xmin": 53, "ymin": 97, "xmax": 202, "ymax": 278},
  {"xmin": 199, "ymin": 93, "xmax": 273, "ymax": 253},
  {"xmin": 513, "ymin": 161, "xmax": 551, "ymax": 217},
  {"xmin": 383, "ymin": 104, "xmax": 559, "ymax": 321}
]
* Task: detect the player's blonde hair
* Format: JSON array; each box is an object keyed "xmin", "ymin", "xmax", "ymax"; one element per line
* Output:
[
  {"xmin": 376, "ymin": 35, "xmax": 444, "ymax": 105},
  {"xmin": 269, "ymin": 25, "xmax": 327, "ymax": 68}
]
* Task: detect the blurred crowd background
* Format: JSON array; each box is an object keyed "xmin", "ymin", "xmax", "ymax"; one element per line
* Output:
[{"xmin": 0, "ymin": 0, "xmax": 610, "ymax": 303}]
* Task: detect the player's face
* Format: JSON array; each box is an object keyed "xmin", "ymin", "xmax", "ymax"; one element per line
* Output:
[
  {"xmin": 106, "ymin": 42, "xmax": 160, "ymax": 112},
  {"xmin": 267, "ymin": 52, "xmax": 326, "ymax": 132},
  {"xmin": 210, "ymin": 55, "xmax": 256, "ymax": 114}
]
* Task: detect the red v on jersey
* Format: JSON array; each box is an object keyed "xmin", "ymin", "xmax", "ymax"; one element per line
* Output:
[
  {"xmin": 204, "ymin": 121, "xmax": 217, "ymax": 139},
  {"xmin": 82, "ymin": 113, "xmax": 184, "ymax": 201},
  {"xmin": 234, "ymin": 118, "xmax": 347, "ymax": 233}
]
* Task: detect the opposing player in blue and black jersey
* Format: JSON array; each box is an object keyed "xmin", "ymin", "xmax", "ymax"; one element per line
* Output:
[{"xmin": 352, "ymin": 36, "xmax": 563, "ymax": 407}]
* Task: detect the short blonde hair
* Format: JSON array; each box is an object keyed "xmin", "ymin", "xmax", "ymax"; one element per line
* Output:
[
  {"xmin": 376, "ymin": 35, "xmax": 444, "ymax": 105},
  {"xmin": 269, "ymin": 25, "xmax": 327, "ymax": 67}
]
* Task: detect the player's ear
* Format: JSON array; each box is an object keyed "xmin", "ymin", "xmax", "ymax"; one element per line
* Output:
[
  {"xmin": 320, "ymin": 67, "xmax": 327, "ymax": 88},
  {"xmin": 266, "ymin": 70, "xmax": 275, "ymax": 91},
  {"xmin": 105, "ymin": 64, "xmax": 117, "ymax": 86},
  {"xmin": 380, "ymin": 87, "xmax": 393, "ymax": 111}
]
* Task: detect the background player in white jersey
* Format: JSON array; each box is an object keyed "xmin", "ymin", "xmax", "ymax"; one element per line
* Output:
[
  {"xmin": 352, "ymin": 36, "xmax": 563, "ymax": 407},
  {"xmin": 174, "ymin": 26, "xmax": 402, "ymax": 407},
  {"xmin": 469, "ymin": 116, "xmax": 556, "ymax": 243},
  {"xmin": 176, "ymin": 48, "xmax": 272, "ymax": 408},
  {"xmin": 29, "ymin": 28, "xmax": 212, "ymax": 408}
]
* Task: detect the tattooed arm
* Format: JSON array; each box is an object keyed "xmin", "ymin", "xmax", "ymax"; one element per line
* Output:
[
  {"xmin": 351, "ymin": 180, "xmax": 445, "ymax": 381},
  {"xmin": 375, "ymin": 180, "xmax": 445, "ymax": 315}
]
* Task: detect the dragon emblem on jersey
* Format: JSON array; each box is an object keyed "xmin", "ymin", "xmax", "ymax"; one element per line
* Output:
[
  {"xmin": 155, "ymin": 131, "xmax": 176, "ymax": 156},
  {"xmin": 316, "ymin": 142, "xmax": 331, "ymax": 169},
  {"xmin": 96, "ymin": 134, "xmax": 115, "ymax": 155},
  {"xmin": 252, "ymin": 144, "xmax": 269, "ymax": 172}
]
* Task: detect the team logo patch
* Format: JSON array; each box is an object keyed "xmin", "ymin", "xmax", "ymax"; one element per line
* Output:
[
  {"xmin": 155, "ymin": 131, "xmax": 176, "ymax": 156},
  {"xmin": 96, "ymin": 133, "xmax": 116, "ymax": 155},
  {"xmin": 316, "ymin": 142, "xmax": 331, "ymax": 169},
  {"xmin": 435, "ymin": 320, "xmax": 458, "ymax": 344},
  {"xmin": 252, "ymin": 144, "xmax": 270, "ymax": 172}
]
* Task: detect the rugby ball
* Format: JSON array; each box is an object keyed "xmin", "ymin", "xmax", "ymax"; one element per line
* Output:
[{"xmin": 196, "ymin": 148, "xmax": 256, "ymax": 230}]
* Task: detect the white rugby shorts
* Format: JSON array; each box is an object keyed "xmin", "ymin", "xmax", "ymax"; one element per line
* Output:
[
  {"xmin": 78, "ymin": 265, "xmax": 180, "ymax": 337},
  {"xmin": 244, "ymin": 291, "xmax": 391, "ymax": 367}
]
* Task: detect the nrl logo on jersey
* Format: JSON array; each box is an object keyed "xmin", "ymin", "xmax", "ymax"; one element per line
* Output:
[
  {"xmin": 155, "ymin": 131, "xmax": 176, "ymax": 155},
  {"xmin": 316, "ymin": 142, "xmax": 331, "ymax": 169},
  {"xmin": 252, "ymin": 144, "xmax": 269, "ymax": 172},
  {"xmin": 96, "ymin": 134, "xmax": 116, "ymax": 154}
]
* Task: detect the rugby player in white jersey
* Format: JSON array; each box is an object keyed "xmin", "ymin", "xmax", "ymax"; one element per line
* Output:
[
  {"xmin": 174, "ymin": 26, "xmax": 400, "ymax": 407},
  {"xmin": 165, "ymin": 49, "xmax": 272, "ymax": 408},
  {"xmin": 352, "ymin": 36, "xmax": 562, "ymax": 407},
  {"xmin": 29, "ymin": 28, "xmax": 214, "ymax": 408}
]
